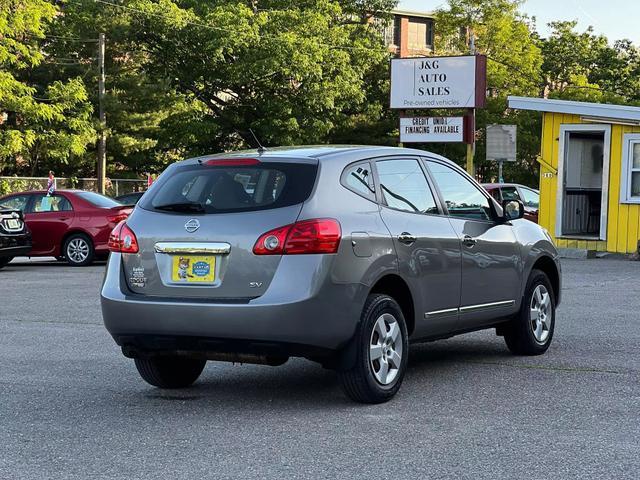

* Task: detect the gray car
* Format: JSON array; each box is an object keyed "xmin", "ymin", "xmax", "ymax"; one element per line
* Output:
[{"xmin": 101, "ymin": 146, "xmax": 561, "ymax": 403}]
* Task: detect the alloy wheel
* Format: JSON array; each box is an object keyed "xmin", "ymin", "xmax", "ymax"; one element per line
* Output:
[
  {"xmin": 530, "ymin": 284, "xmax": 552, "ymax": 344},
  {"xmin": 67, "ymin": 238, "xmax": 90, "ymax": 264},
  {"xmin": 369, "ymin": 313, "xmax": 403, "ymax": 385}
]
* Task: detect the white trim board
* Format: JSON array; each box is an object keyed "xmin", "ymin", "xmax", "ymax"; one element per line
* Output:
[
  {"xmin": 556, "ymin": 124, "xmax": 611, "ymax": 241},
  {"xmin": 508, "ymin": 96, "xmax": 640, "ymax": 123}
]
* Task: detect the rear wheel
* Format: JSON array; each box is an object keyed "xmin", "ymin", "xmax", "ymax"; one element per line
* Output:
[
  {"xmin": 338, "ymin": 294, "xmax": 409, "ymax": 404},
  {"xmin": 134, "ymin": 356, "xmax": 206, "ymax": 388},
  {"xmin": 0, "ymin": 257, "xmax": 13, "ymax": 269},
  {"xmin": 503, "ymin": 269, "xmax": 556, "ymax": 355},
  {"xmin": 64, "ymin": 233, "xmax": 94, "ymax": 266}
]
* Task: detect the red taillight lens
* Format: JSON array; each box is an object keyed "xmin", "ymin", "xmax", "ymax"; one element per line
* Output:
[
  {"xmin": 108, "ymin": 220, "xmax": 139, "ymax": 254},
  {"xmin": 253, "ymin": 218, "xmax": 341, "ymax": 255},
  {"xmin": 205, "ymin": 158, "xmax": 260, "ymax": 167},
  {"xmin": 106, "ymin": 213, "xmax": 128, "ymax": 224}
]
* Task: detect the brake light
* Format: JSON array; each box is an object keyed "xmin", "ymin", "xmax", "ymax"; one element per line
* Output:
[
  {"xmin": 253, "ymin": 219, "xmax": 341, "ymax": 255},
  {"xmin": 106, "ymin": 212, "xmax": 129, "ymax": 224},
  {"xmin": 108, "ymin": 220, "xmax": 139, "ymax": 254},
  {"xmin": 205, "ymin": 158, "xmax": 260, "ymax": 167}
]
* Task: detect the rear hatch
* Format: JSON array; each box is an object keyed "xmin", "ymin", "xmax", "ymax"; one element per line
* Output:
[{"xmin": 122, "ymin": 157, "xmax": 318, "ymax": 300}]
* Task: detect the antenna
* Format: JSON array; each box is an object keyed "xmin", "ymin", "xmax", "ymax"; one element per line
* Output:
[{"xmin": 249, "ymin": 129, "xmax": 266, "ymax": 154}]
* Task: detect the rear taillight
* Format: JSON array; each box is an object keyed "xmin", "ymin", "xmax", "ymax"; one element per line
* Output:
[
  {"xmin": 253, "ymin": 218, "xmax": 341, "ymax": 255},
  {"xmin": 106, "ymin": 213, "xmax": 129, "ymax": 224},
  {"xmin": 108, "ymin": 220, "xmax": 139, "ymax": 254}
]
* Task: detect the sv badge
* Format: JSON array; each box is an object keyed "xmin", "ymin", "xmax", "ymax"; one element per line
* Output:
[{"xmin": 249, "ymin": 282, "xmax": 263, "ymax": 288}]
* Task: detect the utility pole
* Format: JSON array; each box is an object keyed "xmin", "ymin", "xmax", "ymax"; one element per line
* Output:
[
  {"xmin": 97, "ymin": 33, "xmax": 106, "ymax": 194},
  {"xmin": 466, "ymin": 26, "xmax": 476, "ymax": 177}
]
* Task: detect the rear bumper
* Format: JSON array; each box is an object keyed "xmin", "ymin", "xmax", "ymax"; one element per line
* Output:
[
  {"xmin": 0, "ymin": 233, "xmax": 32, "ymax": 258},
  {"xmin": 101, "ymin": 253, "xmax": 366, "ymax": 353}
]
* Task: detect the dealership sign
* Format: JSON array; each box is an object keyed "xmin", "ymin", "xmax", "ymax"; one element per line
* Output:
[
  {"xmin": 390, "ymin": 55, "xmax": 486, "ymax": 109},
  {"xmin": 400, "ymin": 116, "xmax": 464, "ymax": 143}
]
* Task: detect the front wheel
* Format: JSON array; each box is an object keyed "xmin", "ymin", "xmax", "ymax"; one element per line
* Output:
[
  {"xmin": 64, "ymin": 233, "xmax": 94, "ymax": 266},
  {"xmin": 338, "ymin": 294, "xmax": 409, "ymax": 404},
  {"xmin": 503, "ymin": 269, "xmax": 556, "ymax": 355},
  {"xmin": 0, "ymin": 257, "xmax": 13, "ymax": 269},
  {"xmin": 134, "ymin": 356, "xmax": 207, "ymax": 388}
]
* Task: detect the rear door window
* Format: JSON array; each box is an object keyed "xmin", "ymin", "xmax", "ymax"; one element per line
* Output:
[
  {"xmin": 31, "ymin": 194, "xmax": 73, "ymax": 213},
  {"xmin": 141, "ymin": 161, "xmax": 318, "ymax": 214},
  {"xmin": 376, "ymin": 158, "xmax": 439, "ymax": 214}
]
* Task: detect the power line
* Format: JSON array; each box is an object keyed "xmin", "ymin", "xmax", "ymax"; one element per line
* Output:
[
  {"xmin": 26, "ymin": 33, "xmax": 99, "ymax": 43},
  {"xmin": 91, "ymin": 0, "xmax": 390, "ymax": 53}
]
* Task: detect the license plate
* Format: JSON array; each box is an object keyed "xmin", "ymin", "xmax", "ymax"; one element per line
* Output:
[
  {"xmin": 171, "ymin": 255, "xmax": 215, "ymax": 283},
  {"xmin": 6, "ymin": 219, "xmax": 20, "ymax": 229}
]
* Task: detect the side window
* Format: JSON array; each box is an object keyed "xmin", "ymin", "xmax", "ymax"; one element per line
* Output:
[
  {"xmin": 488, "ymin": 188, "xmax": 501, "ymax": 202},
  {"xmin": 520, "ymin": 187, "xmax": 540, "ymax": 209},
  {"xmin": 501, "ymin": 186, "xmax": 521, "ymax": 202},
  {"xmin": 426, "ymin": 161, "xmax": 493, "ymax": 221},
  {"xmin": 0, "ymin": 195, "xmax": 30, "ymax": 212},
  {"xmin": 342, "ymin": 162, "xmax": 376, "ymax": 201},
  {"xmin": 32, "ymin": 194, "xmax": 73, "ymax": 213},
  {"xmin": 376, "ymin": 158, "xmax": 438, "ymax": 214}
]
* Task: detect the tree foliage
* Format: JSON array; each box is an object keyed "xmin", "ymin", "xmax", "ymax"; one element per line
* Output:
[
  {"xmin": 0, "ymin": 0, "xmax": 95, "ymax": 175},
  {"xmin": 3, "ymin": 0, "xmax": 640, "ymax": 187}
]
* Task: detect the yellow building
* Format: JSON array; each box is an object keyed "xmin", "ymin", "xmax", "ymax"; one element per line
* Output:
[{"xmin": 508, "ymin": 96, "xmax": 640, "ymax": 254}]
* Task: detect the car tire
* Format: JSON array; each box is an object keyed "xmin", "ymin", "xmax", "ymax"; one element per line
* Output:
[
  {"xmin": 338, "ymin": 294, "xmax": 409, "ymax": 404},
  {"xmin": 134, "ymin": 356, "xmax": 207, "ymax": 389},
  {"xmin": 504, "ymin": 269, "xmax": 556, "ymax": 355},
  {"xmin": 0, "ymin": 257, "xmax": 13, "ymax": 269},
  {"xmin": 63, "ymin": 233, "xmax": 94, "ymax": 266}
]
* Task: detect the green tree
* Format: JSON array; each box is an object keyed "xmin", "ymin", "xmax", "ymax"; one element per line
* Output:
[
  {"xmin": 0, "ymin": 0, "xmax": 95, "ymax": 175},
  {"xmin": 91, "ymin": 0, "xmax": 396, "ymax": 152},
  {"xmin": 540, "ymin": 21, "xmax": 640, "ymax": 104},
  {"xmin": 427, "ymin": 0, "xmax": 543, "ymax": 185}
]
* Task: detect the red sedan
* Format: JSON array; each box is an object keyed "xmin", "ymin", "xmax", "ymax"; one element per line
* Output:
[{"xmin": 0, "ymin": 190, "xmax": 132, "ymax": 266}]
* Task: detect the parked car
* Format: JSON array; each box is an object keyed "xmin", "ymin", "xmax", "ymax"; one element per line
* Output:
[
  {"xmin": 101, "ymin": 146, "xmax": 561, "ymax": 403},
  {"xmin": 115, "ymin": 191, "xmax": 145, "ymax": 206},
  {"xmin": 0, "ymin": 190, "xmax": 132, "ymax": 266},
  {"xmin": 482, "ymin": 183, "xmax": 540, "ymax": 223},
  {"xmin": 0, "ymin": 208, "xmax": 32, "ymax": 269}
]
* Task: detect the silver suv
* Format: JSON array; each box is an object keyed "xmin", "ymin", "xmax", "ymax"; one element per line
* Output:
[{"xmin": 101, "ymin": 146, "xmax": 561, "ymax": 403}]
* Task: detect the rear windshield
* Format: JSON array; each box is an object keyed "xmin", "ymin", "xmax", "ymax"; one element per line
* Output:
[
  {"xmin": 140, "ymin": 161, "xmax": 318, "ymax": 214},
  {"xmin": 75, "ymin": 191, "xmax": 121, "ymax": 208}
]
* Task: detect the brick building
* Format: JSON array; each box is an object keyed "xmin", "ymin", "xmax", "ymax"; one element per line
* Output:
[{"xmin": 383, "ymin": 9, "xmax": 435, "ymax": 58}]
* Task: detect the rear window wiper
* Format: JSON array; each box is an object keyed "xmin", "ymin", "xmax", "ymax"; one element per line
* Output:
[{"xmin": 154, "ymin": 201, "xmax": 206, "ymax": 213}]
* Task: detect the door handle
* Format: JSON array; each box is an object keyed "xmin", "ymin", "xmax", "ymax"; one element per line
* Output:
[
  {"xmin": 398, "ymin": 232, "xmax": 417, "ymax": 245},
  {"xmin": 462, "ymin": 235, "xmax": 477, "ymax": 247}
]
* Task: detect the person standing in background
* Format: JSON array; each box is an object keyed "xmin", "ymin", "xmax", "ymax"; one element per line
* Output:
[{"xmin": 46, "ymin": 171, "xmax": 55, "ymax": 196}]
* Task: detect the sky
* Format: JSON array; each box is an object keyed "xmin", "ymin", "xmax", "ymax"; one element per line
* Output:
[{"xmin": 398, "ymin": 0, "xmax": 640, "ymax": 43}]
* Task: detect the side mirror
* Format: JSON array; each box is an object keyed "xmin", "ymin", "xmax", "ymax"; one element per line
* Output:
[{"xmin": 501, "ymin": 199, "xmax": 525, "ymax": 222}]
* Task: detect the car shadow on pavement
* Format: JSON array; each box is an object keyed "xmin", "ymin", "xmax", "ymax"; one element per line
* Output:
[{"xmin": 126, "ymin": 337, "xmax": 514, "ymax": 409}]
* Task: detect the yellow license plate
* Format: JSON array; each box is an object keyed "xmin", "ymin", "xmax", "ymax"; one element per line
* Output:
[{"xmin": 171, "ymin": 255, "xmax": 216, "ymax": 283}]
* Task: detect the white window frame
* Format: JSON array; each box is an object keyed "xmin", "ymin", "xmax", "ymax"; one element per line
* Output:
[
  {"xmin": 556, "ymin": 124, "xmax": 611, "ymax": 241},
  {"xmin": 621, "ymin": 134, "xmax": 640, "ymax": 204}
]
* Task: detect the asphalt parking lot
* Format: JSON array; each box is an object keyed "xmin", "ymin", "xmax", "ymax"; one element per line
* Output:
[{"xmin": 1, "ymin": 257, "xmax": 639, "ymax": 479}]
